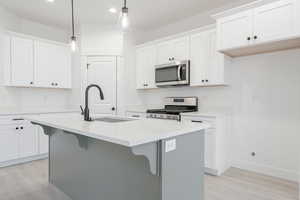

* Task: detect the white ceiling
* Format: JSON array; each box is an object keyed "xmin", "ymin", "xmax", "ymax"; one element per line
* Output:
[{"xmin": 0, "ymin": 0, "xmax": 257, "ymax": 31}]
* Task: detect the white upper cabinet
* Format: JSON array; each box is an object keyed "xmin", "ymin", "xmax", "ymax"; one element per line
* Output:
[
  {"xmin": 10, "ymin": 36, "xmax": 34, "ymax": 87},
  {"xmin": 136, "ymin": 45, "xmax": 157, "ymax": 89},
  {"xmin": 156, "ymin": 36, "xmax": 189, "ymax": 64},
  {"xmin": 3, "ymin": 32, "xmax": 71, "ymax": 89},
  {"xmin": 214, "ymin": 0, "xmax": 300, "ymax": 57},
  {"xmin": 253, "ymin": 0, "xmax": 296, "ymax": 43},
  {"xmin": 217, "ymin": 10, "xmax": 253, "ymax": 50},
  {"xmin": 190, "ymin": 29, "xmax": 225, "ymax": 86},
  {"xmin": 35, "ymin": 41, "xmax": 71, "ymax": 89}
]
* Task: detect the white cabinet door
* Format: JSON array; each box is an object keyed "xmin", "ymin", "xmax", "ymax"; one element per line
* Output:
[
  {"xmin": 0, "ymin": 125, "xmax": 19, "ymax": 163},
  {"xmin": 86, "ymin": 56, "xmax": 117, "ymax": 115},
  {"xmin": 190, "ymin": 29, "xmax": 224, "ymax": 86},
  {"xmin": 217, "ymin": 10, "xmax": 253, "ymax": 50},
  {"xmin": 172, "ymin": 37, "xmax": 189, "ymax": 61},
  {"xmin": 253, "ymin": 0, "xmax": 296, "ymax": 43},
  {"xmin": 190, "ymin": 30, "xmax": 212, "ymax": 86},
  {"xmin": 38, "ymin": 127, "xmax": 49, "ymax": 155},
  {"xmin": 136, "ymin": 45, "xmax": 156, "ymax": 89},
  {"xmin": 208, "ymin": 32, "xmax": 225, "ymax": 85},
  {"xmin": 18, "ymin": 125, "xmax": 38, "ymax": 159},
  {"xmin": 156, "ymin": 36, "xmax": 189, "ymax": 65},
  {"xmin": 10, "ymin": 36, "xmax": 34, "ymax": 87},
  {"xmin": 35, "ymin": 41, "xmax": 71, "ymax": 89},
  {"xmin": 156, "ymin": 41, "xmax": 173, "ymax": 65}
]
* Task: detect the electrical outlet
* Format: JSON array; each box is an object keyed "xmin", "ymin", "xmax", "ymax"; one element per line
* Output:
[{"xmin": 165, "ymin": 139, "xmax": 176, "ymax": 153}]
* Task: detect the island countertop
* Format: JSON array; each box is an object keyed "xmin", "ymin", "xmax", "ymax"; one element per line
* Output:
[{"xmin": 26, "ymin": 114, "xmax": 210, "ymax": 147}]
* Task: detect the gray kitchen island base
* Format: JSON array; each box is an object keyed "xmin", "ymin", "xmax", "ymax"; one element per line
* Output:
[{"xmin": 40, "ymin": 126, "xmax": 205, "ymax": 200}]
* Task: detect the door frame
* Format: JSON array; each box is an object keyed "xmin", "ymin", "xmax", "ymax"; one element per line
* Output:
[{"xmin": 81, "ymin": 55, "xmax": 120, "ymax": 115}]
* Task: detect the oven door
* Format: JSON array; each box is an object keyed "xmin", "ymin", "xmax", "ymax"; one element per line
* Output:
[{"xmin": 155, "ymin": 60, "xmax": 190, "ymax": 87}]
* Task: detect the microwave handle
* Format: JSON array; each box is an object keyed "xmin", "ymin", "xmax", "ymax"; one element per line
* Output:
[{"xmin": 177, "ymin": 65, "xmax": 182, "ymax": 81}]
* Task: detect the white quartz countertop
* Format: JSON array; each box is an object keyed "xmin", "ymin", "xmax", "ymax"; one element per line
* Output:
[
  {"xmin": 26, "ymin": 114, "xmax": 210, "ymax": 147},
  {"xmin": 0, "ymin": 107, "xmax": 79, "ymax": 116}
]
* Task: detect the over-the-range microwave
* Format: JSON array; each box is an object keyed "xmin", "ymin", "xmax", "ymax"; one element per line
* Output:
[{"xmin": 155, "ymin": 60, "xmax": 190, "ymax": 87}]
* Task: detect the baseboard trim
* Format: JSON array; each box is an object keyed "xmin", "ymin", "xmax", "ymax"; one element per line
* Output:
[
  {"xmin": 0, "ymin": 154, "xmax": 48, "ymax": 168},
  {"xmin": 232, "ymin": 160, "xmax": 299, "ymax": 182}
]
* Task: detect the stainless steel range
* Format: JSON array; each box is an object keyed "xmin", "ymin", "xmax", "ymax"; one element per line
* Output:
[{"xmin": 146, "ymin": 97, "xmax": 198, "ymax": 121}]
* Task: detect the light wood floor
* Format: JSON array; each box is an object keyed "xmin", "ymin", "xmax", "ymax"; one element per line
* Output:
[{"xmin": 0, "ymin": 159, "xmax": 298, "ymax": 200}]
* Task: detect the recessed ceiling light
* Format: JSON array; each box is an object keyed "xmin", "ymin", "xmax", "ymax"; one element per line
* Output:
[
  {"xmin": 109, "ymin": 8, "xmax": 117, "ymax": 13},
  {"xmin": 46, "ymin": 0, "xmax": 55, "ymax": 2}
]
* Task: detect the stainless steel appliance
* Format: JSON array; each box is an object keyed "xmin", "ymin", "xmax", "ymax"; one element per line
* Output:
[
  {"xmin": 146, "ymin": 97, "xmax": 198, "ymax": 121},
  {"xmin": 155, "ymin": 60, "xmax": 190, "ymax": 87}
]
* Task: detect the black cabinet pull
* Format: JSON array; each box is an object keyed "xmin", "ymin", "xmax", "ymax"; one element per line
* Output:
[
  {"xmin": 20, "ymin": 127, "xmax": 24, "ymax": 130},
  {"xmin": 55, "ymin": 83, "xmax": 58, "ymax": 86},
  {"xmin": 132, "ymin": 115, "xmax": 140, "ymax": 118},
  {"xmin": 206, "ymin": 80, "xmax": 209, "ymax": 82},
  {"xmin": 201, "ymin": 80, "xmax": 204, "ymax": 83},
  {"xmin": 247, "ymin": 37, "xmax": 251, "ymax": 41},
  {"xmin": 30, "ymin": 81, "xmax": 34, "ymax": 85},
  {"xmin": 112, "ymin": 107, "xmax": 116, "ymax": 111},
  {"xmin": 254, "ymin": 35, "xmax": 258, "ymax": 40},
  {"xmin": 16, "ymin": 127, "xmax": 19, "ymax": 130},
  {"xmin": 191, "ymin": 120, "xmax": 203, "ymax": 123}
]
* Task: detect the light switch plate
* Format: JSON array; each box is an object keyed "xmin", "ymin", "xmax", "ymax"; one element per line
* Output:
[{"xmin": 165, "ymin": 139, "xmax": 176, "ymax": 153}]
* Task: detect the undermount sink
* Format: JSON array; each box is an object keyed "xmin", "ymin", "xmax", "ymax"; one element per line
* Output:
[{"xmin": 93, "ymin": 117, "xmax": 136, "ymax": 123}]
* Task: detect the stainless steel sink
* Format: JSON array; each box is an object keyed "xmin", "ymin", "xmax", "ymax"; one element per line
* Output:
[{"xmin": 93, "ymin": 117, "xmax": 135, "ymax": 123}]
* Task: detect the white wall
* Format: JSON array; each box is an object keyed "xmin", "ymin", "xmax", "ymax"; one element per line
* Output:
[
  {"xmin": 124, "ymin": 11, "xmax": 300, "ymax": 181},
  {"xmin": 80, "ymin": 24, "xmax": 123, "ymax": 56},
  {"xmin": 0, "ymin": 5, "xmax": 78, "ymax": 109}
]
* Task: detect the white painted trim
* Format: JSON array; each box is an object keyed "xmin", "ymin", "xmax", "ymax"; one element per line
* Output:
[
  {"xmin": 0, "ymin": 154, "xmax": 48, "ymax": 168},
  {"xmin": 136, "ymin": 24, "xmax": 216, "ymax": 48},
  {"xmin": 5, "ymin": 30, "xmax": 69, "ymax": 47},
  {"xmin": 232, "ymin": 160, "xmax": 299, "ymax": 182},
  {"xmin": 211, "ymin": 0, "xmax": 280, "ymax": 19}
]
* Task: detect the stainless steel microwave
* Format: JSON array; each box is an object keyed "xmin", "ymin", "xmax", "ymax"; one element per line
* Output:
[{"xmin": 155, "ymin": 60, "xmax": 190, "ymax": 87}]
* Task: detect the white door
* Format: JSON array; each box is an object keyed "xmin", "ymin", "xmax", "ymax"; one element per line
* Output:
[
  {"xmin": 38, "ymin": 127, "xmax": 49, "ymax": 155},
  {"xmin": 217, "ymin": 10, "xmax": 253, "ymax": 50},
  {"xmin": 172, "ymin": 37, "xmax": 189, "ymax": 61},
  {"xmin": 0, "ymin": 125, "xmax": 19, "ymax": 163},
  {"xmin": 205, "ymin": 129, "xmax": 217, "ymax": 170},
  {"xmin": 86, "ymin": 56, "xmax": 117, "ymax": 115},
  {"xmin": 190, "ymin": 30, "xmax": 212, "ymax": 86},
  {"xmin": 136, "ymin": 45, "xmax": 156, "ymax": 89},
  {"xmin": 11, "ymin": 36, "xmax": 34, "ymax": 87},
  {"xmin": 18, "ymin": 125, "xmax": 38, "ymax": 159},
  {"xmin": 253, "ymin": 0, "xmax": 295, "ymax": 43}
]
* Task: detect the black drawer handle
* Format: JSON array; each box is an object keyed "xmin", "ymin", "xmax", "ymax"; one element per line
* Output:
[
  {"xmin": 132, "ymin": 115, "xmax": 140, "ymax": 118},
  {"xmin": 13, "ymin": 118, "xmax": 24, "ymax": 121},
  {"xmin": 191, "ymin": 120, "xmax": 203, "ymax": 123}
]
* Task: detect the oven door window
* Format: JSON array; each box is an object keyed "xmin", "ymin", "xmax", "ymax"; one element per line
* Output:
[{"xmin": 156, "ymin": 66, "xmax": 179, "ymax": 83}]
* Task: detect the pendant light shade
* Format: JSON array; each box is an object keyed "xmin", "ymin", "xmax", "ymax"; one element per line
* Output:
[
  {"xmin": 121, "ymin": 0, "xmax": 129, "ymax": 29},
  {"xmin": 70, "ymin": 0, "xmax": 77, "ymax": 51}
]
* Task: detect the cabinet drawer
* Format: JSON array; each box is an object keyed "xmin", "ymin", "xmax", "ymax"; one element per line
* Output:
[
  {"xmin": 182, "ymin": 116, "xmax": 216, "ymax": 129},
  {"xmin": 126, "ymin": 111, "xmax": 146, "ymax": 119}
]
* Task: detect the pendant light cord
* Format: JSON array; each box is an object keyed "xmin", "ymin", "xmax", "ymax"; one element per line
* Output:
[
  {"xmin": 71, "ymin": 0, "xmax": 75, "ymax": 37},
  {"xmin": 124, "ymin": 0, "xmax": 127, "ymax": 8}
]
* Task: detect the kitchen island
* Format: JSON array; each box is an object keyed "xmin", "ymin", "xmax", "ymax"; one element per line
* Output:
[{"xmin": 27, "ymin": 114, "xmax": 209, "ymax": 200}]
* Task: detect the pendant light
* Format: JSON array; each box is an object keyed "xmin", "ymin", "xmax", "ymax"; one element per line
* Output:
[
  {"xmin": 121, "ymin": 0, "xmax": 129, "ymax": 29},
  {"xmin": 70, "ymin": 0, "xmax": 77, "ymax": 51}
]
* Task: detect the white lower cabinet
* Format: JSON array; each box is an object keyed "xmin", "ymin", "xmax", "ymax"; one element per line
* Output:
[
  {"xmin": 0, "ymin": 125, "xmax": 19, "ymax": 163},
  {"xmin": 18, "ymin": 124, "xmax": 38, "ymax": 159},
  {"xmin": 181, "ymin": 114, "xmax": 231, "ymax": 176},
  {"xmin": 0, "ymin": 122, "xmax": 38, "ymax": 165}
]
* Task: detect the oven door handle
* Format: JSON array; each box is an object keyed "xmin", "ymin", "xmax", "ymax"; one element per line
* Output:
[{"xmin": 177, "ymin": 65, "xmax": 182, "ymax": 81}]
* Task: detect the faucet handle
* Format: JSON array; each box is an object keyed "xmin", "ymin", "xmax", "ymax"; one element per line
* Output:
[{"xmin": 80, "ymin": 105, "xmax": 84, "ymax": 115}]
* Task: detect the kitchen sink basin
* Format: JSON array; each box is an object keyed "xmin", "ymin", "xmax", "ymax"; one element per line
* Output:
[{"xmin": 94, "ymin": 117, "xmax": 135, "ymax": 123}]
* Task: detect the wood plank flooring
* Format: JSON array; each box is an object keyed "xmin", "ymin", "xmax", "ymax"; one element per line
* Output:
[{"xmin": 0, "ymin": 159, "xmax": 298, "ymax": 200}]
